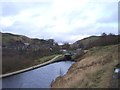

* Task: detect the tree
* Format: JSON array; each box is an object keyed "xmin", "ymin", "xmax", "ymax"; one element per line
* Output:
[
  {"xmin": 101, "ymin": 32, "xmax": 107, "ymax": 36},
  {"xmin": 47, "ymin": 39, "xmax": 54, "ymax": 45},
  {"xmin": 62, "ymin": 42, "xmax": 70, "ymax": 50},
  {"xmin": 108, "ymin": 33, "xmax": 115, "ymax": 36}
]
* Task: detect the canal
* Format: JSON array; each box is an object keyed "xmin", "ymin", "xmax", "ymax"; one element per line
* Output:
[{"xmin": 2, "ymin": 61, "xmax": 74, "ymax": 88}]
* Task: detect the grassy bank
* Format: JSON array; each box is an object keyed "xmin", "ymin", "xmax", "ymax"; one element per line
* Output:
[
  {"xmin": 2, "ymin": 54, "xmax": 63, "ymax": 78},
  {"xmin": 51, "ymin": 44, "xmax": 119, "ymax": 88},
  {"xmin": 34, "ymin": 54, "xmax": 62, "ymax": 64},
  {"xmin": 2, "ymin": 54, "xmax": 63, "ymax": 75}
]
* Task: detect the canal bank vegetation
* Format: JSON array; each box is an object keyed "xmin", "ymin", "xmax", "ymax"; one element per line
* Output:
[
  {"xmin": 34, "ymin": 54, "xmax": 63, "ymax": 64},
  {"xmin": 51, "ymin": 44, "xmax": 119, "ymax": 88},
  {"xmin": 2, "ymin": 54, "xmax": 63, "ymax": 75},
  {"xmin": 1, "ymin": 55, "xmax": 63, "ymax": 78}
]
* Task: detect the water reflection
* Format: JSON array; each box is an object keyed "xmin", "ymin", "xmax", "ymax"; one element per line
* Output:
[{"xmin": 2, "ymin": 61, "xmax": 74, "ymax": 88}]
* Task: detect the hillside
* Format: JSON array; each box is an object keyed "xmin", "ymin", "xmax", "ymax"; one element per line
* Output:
[
  {"xmin": 2, "ymin": 33, "xmax": 61, "ymax": 74},
  {"xmin": 2, "ymin": 33, "xmax": 120, "ymax": 75},
  {"xmin": 71, "ymin": 35, "xmax": 119, "ymax": 50},
  {"xmin": 2, "ymin": 33, "xmax": 31, "ymax": 44},
  {"xmin": 51, "ymin": 44, "xmax": 119, "ymax": 88}
]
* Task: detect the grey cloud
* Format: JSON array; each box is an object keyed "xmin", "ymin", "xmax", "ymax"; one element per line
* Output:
[
  {"xmin": 95, "ymin": 25, "xmax": 118, "ymax": 35},
  {"xmin": 1, "ymin": 1, "xmax": 118, "ymax": 44},
  {"xmin": 2, "ymin": 2, "xmax": 21, "ymax": 16},
  {"xmin": 2, "ymin": 21, "xmax": 35, "ymax": 37},
  {"xmin": 97, "ymin": 15, "xmax": 117, "ymax": 23},
  {"xmin": 2, "ymin": 2, "xmax": 52, "ymax": 16},
  {"xmin": 97, "ymin": 8, "xmax": 118, "ymax": 23},
  {"xmin": 68, "ymin": 24, "xmax": 96, "ymax": 35},
  {"xmin": 65, "ymin": 2, "xmax": 118, "ymax": 25},
  {"xmin": 63, "ymin": 10, "xmax": 83, "ymax": 25},
  {"xmin": 2, "ymin": 21, "xmax": 54, "ymax": 39}
]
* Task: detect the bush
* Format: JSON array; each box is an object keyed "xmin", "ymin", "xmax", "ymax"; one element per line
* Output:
[{"xmin": 72, "ymin": 49, "xmax": 85, "ymax": 61}]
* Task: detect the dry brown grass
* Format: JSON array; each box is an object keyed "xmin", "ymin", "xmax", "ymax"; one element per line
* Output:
[{"xmin": 51, "ymin": 44, "xmax": 119, "ymax": 88}]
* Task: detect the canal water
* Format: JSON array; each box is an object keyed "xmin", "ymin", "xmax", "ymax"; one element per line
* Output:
[{"xmin": 2, "ymin": 61, "xmax": 74, "ymax": 88}]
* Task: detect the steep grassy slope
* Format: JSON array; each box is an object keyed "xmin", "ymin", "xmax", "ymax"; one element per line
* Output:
[
  {"xmin": 51, "ymin": 44, "xmax": 119, "ymax": 88},
  {"xmin": 72, "ymin": 35, "xmax": 119, "ymax": 50},
  {"xmin": 74, "ymin": 36, "xmax": 99, "ymax": 47},
  {"xmin": 2, "ymin": 33, "xmax": 32, "ymax": 45}
]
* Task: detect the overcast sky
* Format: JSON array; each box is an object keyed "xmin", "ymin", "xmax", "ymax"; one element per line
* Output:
[{"xmin": 0, "ymin": 0, "xmax": 119, "ymax": 44}]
